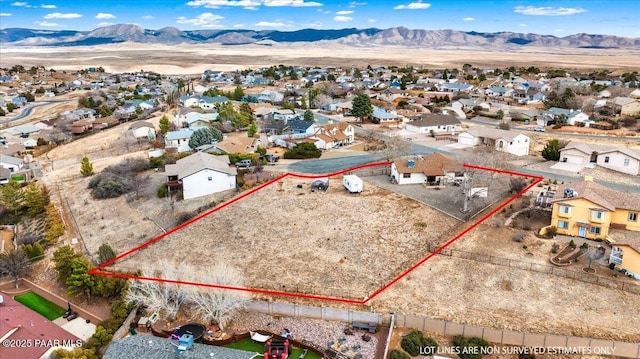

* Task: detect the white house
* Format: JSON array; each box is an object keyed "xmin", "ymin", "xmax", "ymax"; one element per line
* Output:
[
  {"xmin": 541, "ymin": 108, "xmax": 591, "ymax": 127},
  {"xmin": 0, "ymin": 154, "xmax": 23, "ymax": 173},
  {"xmin": 165, "ymin": 152, "xmax": 237, "ymax": 200},
  {"xmin": 129, "ymin": 121, "xmax": 156, "ymax": 141},
  {"xmin": 559, "ymin": 143, "xmax": 595, "ymax": 166},
  {"xmin": 596, "ymin": 148, "xmax": 640, "ymax": 176},
  {"xmin": 458, "ymin": 127, "xmax": 530, "ymax": 156},
  {"xmin": 164, "ymin": 128, "xmax": 194, "ymax": 153},
  {"xmin": 390, "ymin": 153, "xmax": 463, "ymax": 185},
  {"xmin": 405, "ymin": 114, "xmax": 462, "ymax": 135},
  {"xmin": 372, "ymin": 107, "xmax": 401, "ymax": 125},
  {"xmin": 313, "ymin": 122, "xmax": 355, "ymax": 150}
]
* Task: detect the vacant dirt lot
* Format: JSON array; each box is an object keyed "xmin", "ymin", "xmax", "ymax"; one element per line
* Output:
[{"xmin": 115, "ymin": 177, "xmax": 458, "ymax": 299}]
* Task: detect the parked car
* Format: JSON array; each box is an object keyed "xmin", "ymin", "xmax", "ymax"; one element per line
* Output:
[
  {"xmin": 235, "ymin": 159, "xmax": 252, "ymax": 168},
  {"xmin": 534, "ymin": 127, "xmax": 545, "ymax": 132},
  {"xmin": 259, "ymin": 154, "xmax": 280, "ymax": 163}
]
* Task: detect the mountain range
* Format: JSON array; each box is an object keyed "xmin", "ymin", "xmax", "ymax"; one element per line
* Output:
[{"xmin": 1, "ymin": 24, "xmax": 639, "ymax": 49}]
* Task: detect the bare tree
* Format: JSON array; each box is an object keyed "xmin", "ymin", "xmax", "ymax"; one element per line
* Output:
[
  {"xmin": 124, "ymin": 260, "xmax": 189, "ymax": 320},
  {"xmin": 585, "ymin": 245, "xmax": 606, "ymax": 270},
  {"xmin": 184, "ymin": 263, "xmax": 249, "ymax": 329},
  {"xmin": 0, "ymin": 248, "xmax": 30, "ymax": 288}
]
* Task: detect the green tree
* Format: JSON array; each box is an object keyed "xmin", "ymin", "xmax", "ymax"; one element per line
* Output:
[
  {"xmin": 66, "ymin": 256, "xmax": 95, "ymax": 300},
  {"xmin": 6, "ymin": 103, "xmax": 16, "ymax": 112},
  {"xmin": 99, "ymin": 104, "xmax": 113, "ymax": 117},
  {"xmin": 239, "ymin": 102, "xmax": 253, "ymax": 116},
  {"xmin": 159, "ymin": 114, "xmax": 170, "ymax": 135},
  {"xmin": 247, "ymin": 122, "xmax": 258, "ymax": 137},
  {"xmin": 51, "ymin": 347, "xmax": 99, "ymax": 359},
  {"xmin": 541, "ymin": 139, "xmax": 568, "ymax": 161},
  {"xmin": 496, "ymin": 109, "xmax": 504, "ymax": 120},
  {"xmin": 283, "ymin": 142, "xmax": 322, "ymax": 159},
  {"xmin": 188, "ymin": 127, "xmax": 223, "ymax": 149},
  {"xmin": 23, "ymin": 182, "xmax": 49, "ymax": 217},
  {"xmin": 301, "ymin": 95, "xmax": 307, "ymax": 109},
  {"xmin": 232, "ymin": 86, "xmax": 245, "ymax": 100},
  {"xmin": 0, "ymin": 181, "xmax": 24, "ymax": 215},
  {"xmin": 351, "ymin": 93, "xmax": 373, "ymax": 121},
  {"xmin": 91, "ymin": 325, "xmax": 113, "ymax": 347},
  {"xmin": 0, "ymin": 248, "xmax": 30, "ymax": 288},
  {"xmin": 53, "ymin": 246, "xmax": 82, "ymax": 282},
  {"xmin": 303, "ymin": 109, "xmax": 314, "ymax": 122},
  {"xmin": 97, "ymin": 243, "xmax": 117, "ymax": 264},
  {"xmin": 80, "ymin": 156, "xmax": 94, "ymax": 177},
  {"xmin": 216, "ymin": 101, "xmax": 235, "ymax": 122}
]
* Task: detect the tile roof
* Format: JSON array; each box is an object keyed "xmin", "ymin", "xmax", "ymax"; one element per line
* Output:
[
  {"xmin": 552, "ymin": 180, "xmax": 640, "ymax": 212},
  {"xmin": 393, "ymin": 153, "xmax": 463, "ymax": 176},
  {"xmin": 0, "ymin": 295, "xmax": 80, "ymax": 359},
  {"xmin": 103, "ymin": 334, "xmax": 256, "ymax": 359},
  {"xmin": 165, "ymin": 152, "xmax": 236, "ymax": 179}
]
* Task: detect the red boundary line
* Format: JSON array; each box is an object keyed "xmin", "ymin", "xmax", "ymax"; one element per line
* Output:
[{"xmin": 89, "ymin": 161, "xmax": 543, "ymax": 305}]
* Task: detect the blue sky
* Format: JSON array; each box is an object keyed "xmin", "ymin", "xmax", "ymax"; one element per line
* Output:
[{"xmin": 0, "ymin": 0, "xmax": 638, "ymax": 37}]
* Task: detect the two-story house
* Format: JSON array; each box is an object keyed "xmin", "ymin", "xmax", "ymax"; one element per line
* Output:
[
  {"xmin": 165, "ymin": 128, "xmax": 194, "ymax": 153},
  {"xmin": 550, "ymin": 178, "xmax": 640, "ymax": 241},
  {"xmin": 313, "ymin": 122, "xmax": 354, "ymax": 150}
]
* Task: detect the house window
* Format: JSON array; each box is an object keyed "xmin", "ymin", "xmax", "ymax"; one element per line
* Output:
[
  {"xmin": 624, "ymin": 158, "xmax": 630, "ymax": 166},
  {"xmin": 590, "ymin": 210, "xmax": 604, "ymax": 220},
  {"xmin": 208, "ymin": 177, "xmax": 212, "ymax": 181},
  {"xmin": 558, "ymin": 205, "xmax": 572, "ymax": 215},
  {"xmin": 630, "ymin": 212, "xmax": 638, "ymax": 222},
  {"xmin": 604, "ymin": 156, "xmax": 610, "ymax": 163},
  {"xmin": 403, "ymin": 173, "xmax": 411, "ymax": 178},
  {"xmin": 590, "ymin": 226, "xmax": 601, "ymax": 235},
  {"xmin": 557, "ymin": 220, "xmax": 569, "ymax": 229}
]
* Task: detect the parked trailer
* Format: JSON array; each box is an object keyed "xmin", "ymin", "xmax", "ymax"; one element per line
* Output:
[{"xmin": 343, "ymin": 175, "xmax": 363, "ymax": 193}]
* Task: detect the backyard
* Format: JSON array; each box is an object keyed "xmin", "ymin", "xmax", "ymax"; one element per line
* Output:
[
  {"xmin": 14, "ymin": 291, "xmax": 66, "ymax": 321},
  {"xmin": 225, "ymin": 338, "xmax": 322, "ymax": 359}
]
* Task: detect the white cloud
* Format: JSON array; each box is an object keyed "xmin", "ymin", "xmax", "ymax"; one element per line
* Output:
[
  {"xmin": 253, "ymin": 20, "xmax": 289, "ymax": 27},
  {"xmin": 142, "ymin": 15, "xmax": 154, "ymax": 20},
  {"xmin": 393, "ymin": 1, "xmax": 430, "ymax": 10},
  {"xmin": 333, "ymin": 15, "xmax": 352, "ymax": 22},
  {"xmin": 35, "ymin": 20, "xmax": 62, "ymax": 27},
  {"xmin": 519, "ymin": 23, "xmax": 527, "ymax": 27},
  {"xmin": 40, "ymin": 4, "xmax": 56, "ymax": 9},
  {"xmin": 336, "ymin": 10, "xmax": 353, "ymax": 15},
  {"xmin": 44, "ymin": 12, "xmax": 83, "ymax": 19},
  {"xmin": 367, "ymin": 18, "xmax": 375, "ymax": 23},
  {"xmin": 555, "ymin": 28, "xmax": 565, "ymax": 32},
  {"xmin": 176, "ymin": 12, "xmax": 224, "ymax": 28},
  {"xmin": 306, "ymin": 21, "xmax": 322, "ymax": 27},
  {"xmin": 186, "ymin": 0, "xmax": 322, "ymax": 9},
  {"xmin": 317, "ymin": 8, "xmax": 330, "ymax": 14},
  {"xmin": 514, "ymin": 6, "xmax": 587, "ymax": 16},
  {"xmin": 97, "ymin": 22, "xmax": 113, "ymax": 26},
  {"xmin": 96, "ymin": 13, "xmax": 116, "ymax": 19},
  {"xmin": 462, "ymin": 17, "xmax": 474, "ymax": 21},
  {"xmin": 349, "ymin": 1, "xmax": 366, "ymax": 8},
  {"xmin": 0, "ymin": 13, "xmax": 12, "ymax": 16},
  {"xmin": 232, "ymin": 23, "xmax": 245, "ymax": 28},
  {"xmin": 11, "ymin": 2, "xmax": 32, "ymax": 7}
]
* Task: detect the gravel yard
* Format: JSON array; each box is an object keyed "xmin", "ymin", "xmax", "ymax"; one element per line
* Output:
[{"xmin": 115, "ymin": 177, "xmax": 458, "ymax": 299}]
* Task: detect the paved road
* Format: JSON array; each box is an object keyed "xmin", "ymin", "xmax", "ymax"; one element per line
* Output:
[
  {"xmin": 518, "ymin": 167, "xmax": 640, "ymax": 194},
  {"xmin": 1, "ymin": 100, "xmax": 67, "ymax": 125},
  {"xmin": 288, "ymin": 154, "xmax": 386, "ymax": 174}
]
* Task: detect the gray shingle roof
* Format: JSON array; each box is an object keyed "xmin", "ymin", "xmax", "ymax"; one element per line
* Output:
[{"xmin": 103, "ymin": 335, "xmax": 258, "ymax": 359}]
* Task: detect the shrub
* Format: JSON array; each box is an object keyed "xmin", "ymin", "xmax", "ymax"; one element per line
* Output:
[
  {"xmin": 400, "ymin": 330, "xmax": 437, "ymax": 356},
  {"xmin": 452, "ymin": 335, "xmax": 489, "ymax": 359},
  {"xmin": 522, "ymin": 223, "xmax": 531, "ymax": 231},
  {"xmin": 283, "ymin": 142, "xmax": 322, "ymax": 159},
  {"xmin": 551, "ymin": 243, "xmax": 560, "ymax": 253},
  {"xmin": 546, "ymin": 226, "xmax": 557, "ymax": 236},
  {"xmin": 157, "ymin": 184, "xmax": 169, "ymax": 198},
  {"xmin": 88, "ymin": 171, "xmax": 132, "ymax": 198},
  {"xmin": 391, "ymin": 349, "xmax": 411, "ymax": 359},
  {"xmin": 569, "ymin": 239, "xmax": 576, "ymax": 248},
  {"xmin": 149, "ymin": 156, "xmax": 164, "ymax": 168},
  {"xmin": 513, "ymin": 233, "xmax": 525, "ymax": 242}
]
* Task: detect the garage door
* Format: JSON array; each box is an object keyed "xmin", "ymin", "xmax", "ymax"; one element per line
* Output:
[
  {"xmin": 458, "ymin": 134, "xmax": 476, "ymax": 146},
  {"xmin": 562, "ymin": 154, "xmax": 584, "ymax": 165}
]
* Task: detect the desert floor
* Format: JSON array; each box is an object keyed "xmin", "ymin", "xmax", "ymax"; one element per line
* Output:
[{"xmin": 2, "ymin": 42, "xmax": 639, "ymax": 74}]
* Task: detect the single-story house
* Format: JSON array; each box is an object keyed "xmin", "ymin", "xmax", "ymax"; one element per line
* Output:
[
  {"xmin": 165, "ymin": 152, "xmax": 237, "ymax": 200},
  {"xmin": 165, "ymin": 128, "xmax": 194, "ymax": 152},
  {"xmin": 405, "ymin": 114, "xmax": 462, "ymax": 135},
  {"xmin": 451, "ymin": 99, "xmax": 490, "ymax": 113},
  {"xmin": 458, "ymin": 127, "xmax": 530, "ymax": 156},
  {"xmin": 287, "ymin": 119, "xmax": 316, "ymax": 135},
  {"xmin": 559, "ymin": 143, "xmax": 596, "ymax": 166},
  {"xmin": 390, "ymin": 153, "xmax": 463, "ymax": 185},
  {"xmin": 372, "ymin": 107, "xmax": 401, "ymax": 125},
  {"xmin": 438, "ymin": 83, "xmax": 474, "ymax": 93},
  {"xmin": 129, "ymin": 121, "xmax": 156, "ymax": 141},
  {"xmin": 597, "ymin": 148, "xmax": 640, "ymax": 176},
  {"xmin": 607, "ymin": 97, "xmax": 640, "ymax": 116},
  {"xmin": 541, "ymin": 108, "xmax": 591, "ymax": 127},
  {"xmin": 214, "ymin": 136, "xmax": 262, "ymax": 154}
]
